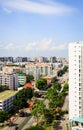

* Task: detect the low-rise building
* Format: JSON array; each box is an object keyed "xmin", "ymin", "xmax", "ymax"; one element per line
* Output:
[
  {"xmin": 41, "ymin": 75, "xmax": 56, "ymax": 84},
  {"xmin": 18, "ymin": 73, "xmax": 26, "ymax": 87},
  {"xmin": 23, "ymin": 83, "xmax": 34, "ymax": 89},
  {"xmin": 0, "ymin": 90, "xmax": 17, "ymax": 111}
]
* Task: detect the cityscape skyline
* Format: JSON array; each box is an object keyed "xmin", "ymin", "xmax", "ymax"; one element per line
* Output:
[{"xmin": 0, "ymin": 0, "xmax": 83, "ymax": 57}]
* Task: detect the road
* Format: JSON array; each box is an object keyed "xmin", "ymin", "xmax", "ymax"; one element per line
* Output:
[
  {"xmin": 62, "ymin": 95, "xmax": 69, "ymax": 111},
  {"xmin": 2, "ymin": 109, "xmax": 32, "ymax": 130},
  {"xmin": 22, "ymin": 116, "xmax": 35, "ymax": 130},
  {"xmin": 2, "ymin": 116, "xmax": 26, "ymax": 130}
]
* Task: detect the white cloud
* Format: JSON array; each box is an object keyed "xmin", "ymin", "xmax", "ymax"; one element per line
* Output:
[
  {"xmin": 0, "ymin": 0, "xmax": 76, "ymax": 15},
  {"xmin": 4, "ymin": 43, "xmax": 14, "ymax": 50},
  {"xmin": 0, "ymin": 39, "xmax": 67, "ymax": 52},
  {"xmin": 25, "ymin": 39, "xmax": 67, "ymax": 51}
]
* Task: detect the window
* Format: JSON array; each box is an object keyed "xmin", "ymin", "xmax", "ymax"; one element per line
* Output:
[
  {"xmin": 79, "ymin": 55, "xmax": 81, "ymax": 59},
  {"xmin": 79, "ymin": 83, "xmax": 81, "ymax": 86}
]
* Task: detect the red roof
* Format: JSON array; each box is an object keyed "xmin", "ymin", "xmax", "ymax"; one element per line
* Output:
[{"xmin": 23, "ymin": 83, "xmax": 34, "ymax": 89}]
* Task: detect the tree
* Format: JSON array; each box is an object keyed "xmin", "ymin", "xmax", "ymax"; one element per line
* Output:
[
  {"xmin": 26, "ymin": 74, "xmax": 34, "ymax": 83},
  {"xmin": 31, "ymin": 100, "xmax": 46, "ymax": 123},
  {"xmin": 57, "ymin": 70, "xmax": 64, "ymax": 77},
  {"xmin": 63, "ymin": 82, "xmax": 69, "ymax": 92},
  {"xmin": 0, "ymin": 111, "xmax": 9, "ymax": 122},
  {"xmin": 61, "ymin": 82, "xmax": 69, "ymax": 96},
  {"xmin": 63, "ymin": 66, "xmax": 68, "ymax": 73},
  {"xmin": 13, "ymin": 99, "xmax": 27, "ymax": 112},
  {"xmin": 0, "ymin": 85, "xmax": 9, "ymax": 92},
  {"xmin": 35, "ymin": 78, "xmax": 47, "ymax": 90},
  {"xmin": 46, "ymin": 88, "xmax": 58, "ymax": 101},
  {"xmin": 25, "ymin": 126, "xmax": 45, "ymax": 130},
  {"xmin": 44, "ymin": 109, "xmax": 54, "ymax": 124},
  {"xmin": 13, "ymin": 88, "xmax": 33, "ymax": 112},
  {"xmin": 46, "ymin": 83, "xmax": 66, "ymax": 120},
  {"xmin": 57, "ymin": 66, "xmax": 68, "ymax": 77},
  {"xmin": 16, "ymin": 88, "xmax": 33, "ymax": 100},
  {"xmin": 52, "ymin": 82, "xmax": 61, "ymax": 92}
]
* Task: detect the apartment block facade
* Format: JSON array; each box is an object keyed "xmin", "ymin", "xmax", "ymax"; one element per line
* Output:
[
  {"xmin": 0, "ymin": 74, "xmax": 18, "ymax": 90},
  {"xmin": 69, "ymin": 42, "xmax": 83, "ymax": 120},
  {"xmin": 2, "ymin": 66, "xmax": 21, "ymax": 74},
  {"xmin": 18, "ymin": 73, "xmax": 26, "ymax": 87},
  {"xmin": 25, "ymin": 63, "xmax": 53, "ymax": 79},
  {"xmin": 0, "ymin": 90, "xmax": 17, "ymax": 111}
]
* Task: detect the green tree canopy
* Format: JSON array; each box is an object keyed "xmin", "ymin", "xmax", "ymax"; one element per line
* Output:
[
  {"xmin": 63, "ymin": 66, "xmax": 68, "ymax": 72},
  {"xmin": 63, "ymin": 82, "xmax": 69, "ymax": 92},
  {"xmin": 46, "ymin": 87, "xmax": 58, "ymax": 101},
  {"xmin": 13, "ymin": 88, "xmax": 33, "ymax": 112},
  {"xmin": 44, "ymin": 109, "xmax": 54, "ymax": 124},
  {"xmin": 35, "ymin": 78, "xmax": 47, "ymax": 90},
  {"xmin": 46, "ymin": 82, "xmax": 65, "ymax": 120},
  {"xmin": 0, "ymin": 111, "xmax": 9, "ymax": 123},
  {"xmin": 26, "ymin": 74, "xmax": 34, "ymax": 83},
  {"xmin": 13, "ymin": 99, "xmax": 26, "ymax": 112},
  {"xmin": 16, "ymin": 88, "xmax": 33, "ymax": 100},
  {"xmin": 57, "ymin": 70, "xmax": 64, "ymax": 77},
  {"xmin": 57, "ymin": 66, "xmax": 68, "ymax": 77},
  {"xmin": 0, "ymin": 86, "xmax": 9, "ymax": 92},
  {"xmin": 25, "ymin": 126, "xmax": 45, "ymax": 130},
  {"xmin": 52, "ymin": 82, "xmax": 61, "ymax": 92},
  {"xmin": 61, "ymin": 82, "xmax": 69, "ymax": 96},
  {"xmin": 31, "ymin": 100, "xmax": 46, "ymax": 123}
]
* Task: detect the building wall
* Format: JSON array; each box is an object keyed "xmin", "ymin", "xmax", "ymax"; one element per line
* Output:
[
  {"xmin": 0, "ymin": 95, "xmax": 16, "ymax": 111},
  {"xmin": 69, "ymin": 42, "xmax": 83, "ymax": 120},
  {"xmin": 0, "ymin": 74, "xmax": 18, "ymax": 90},
  {"xmin": 0, "ymin": 75, "xmax": 9, "ymax": 86},
  {"xmin": 18, "ymin": 74, "xmax": 26, "ymax": 86},
  {"xmin": 2, "ymin": 66, "xmax": 21, "ymax": 74},
  {"xmin": 25, "ymin": 63, "xmax": 53, "ymax": 79},
  {"xmin": 10, "ymin": 74, "xmax": 18, "ymax": 90}
]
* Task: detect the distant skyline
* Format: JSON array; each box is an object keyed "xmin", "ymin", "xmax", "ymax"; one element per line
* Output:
[{"xmin": 0, "ymin": 0, "xmax": 83, "ymax": 57}]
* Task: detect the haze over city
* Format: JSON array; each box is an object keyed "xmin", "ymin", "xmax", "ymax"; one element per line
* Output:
[{"xmin": 0, "ymin": 0, "xmax": 83, "ymax": 57}]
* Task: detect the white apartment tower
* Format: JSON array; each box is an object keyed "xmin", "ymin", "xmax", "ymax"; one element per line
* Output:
[{"xmin": 69, "ymin": 42, "xmax": 83, "ymax": 120}]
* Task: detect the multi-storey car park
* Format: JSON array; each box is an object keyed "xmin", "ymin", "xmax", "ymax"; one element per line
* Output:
[{"xmin": 0, "ymin": 90, "xmax": 17, "ymax": 111}]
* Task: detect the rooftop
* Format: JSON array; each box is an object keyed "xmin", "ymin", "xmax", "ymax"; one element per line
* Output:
[
  {"xmin": 26, "ymin": 63, "xmax": 52, "ymax": 67},
  {"xmin": 73, "ymin": 117, "xmax": 83, "ymax": 123},
  {"xmin": 18, "ymin": 73, "xmax": 26, "ymax": 76},
  {"xmin": 0, "ymin": 90, "xmax": 17, "ymax": 101},
  {"xmin": 23, "ymin": 83, "xmax": 34, "ymax": 89}
]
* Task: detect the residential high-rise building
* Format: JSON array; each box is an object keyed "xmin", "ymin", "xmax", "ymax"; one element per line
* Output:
[
  {"xmin": 69, "ymin": 42, "xmax": 83, "ymax": 121},
  {"xmin": 0, "ymin": 57, "xmax": 13, "ymax": 62},
  {"xmin": 50, "ymin": 56, "xmax": 56, "ymax": 63},
  {"xmin": 25, "ymin": 63, "xmax": 53, "ymax": 77},
  {"xmin": 0, "ymin": 74, "xmax": 18, "ymax": 90}
]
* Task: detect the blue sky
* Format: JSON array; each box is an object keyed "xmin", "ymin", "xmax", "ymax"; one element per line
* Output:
[{"xmin": 0, "ymin": 0, "xmax": 83, "ymax": 57}]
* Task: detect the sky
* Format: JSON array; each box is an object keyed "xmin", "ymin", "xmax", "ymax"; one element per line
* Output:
[{"xmin": 0, "ymin": 0, "xmax": 83, "ymax": 58}]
